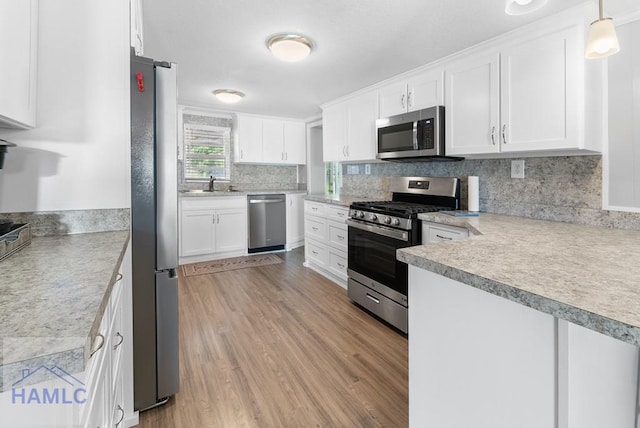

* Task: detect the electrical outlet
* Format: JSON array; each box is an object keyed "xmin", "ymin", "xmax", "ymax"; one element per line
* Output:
[
  {"xmin": 511, "ymin": 160, "xmax": 525, "ymax": 179},
  {"xmin": 365, "ymin": 164, "xmax": 371, "ymax": 175}
]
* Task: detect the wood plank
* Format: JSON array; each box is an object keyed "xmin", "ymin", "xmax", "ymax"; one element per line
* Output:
[{"xmin": 138, "ymin": 248, "xmax": 408, "ymax": 427}]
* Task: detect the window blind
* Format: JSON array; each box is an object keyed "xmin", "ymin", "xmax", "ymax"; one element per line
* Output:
[{"xmin": 183, "ymin": 124, "xmax": 231, "ymax": 181}]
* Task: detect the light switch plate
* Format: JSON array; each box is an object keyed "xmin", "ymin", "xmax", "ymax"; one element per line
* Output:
[{"xmin": 511, "ymin": 160, "xmax": 525, "ymax": 179}]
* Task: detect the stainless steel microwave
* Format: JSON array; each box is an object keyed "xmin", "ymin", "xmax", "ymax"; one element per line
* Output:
[{"xmin": 376, "ymin": 106, "xmax": 450, "ymax": 161}]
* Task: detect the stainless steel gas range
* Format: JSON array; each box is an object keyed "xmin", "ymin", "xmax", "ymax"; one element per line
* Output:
[{"xmin": 347, "ymin": 176, "xmax": 460, "ymax": 333}]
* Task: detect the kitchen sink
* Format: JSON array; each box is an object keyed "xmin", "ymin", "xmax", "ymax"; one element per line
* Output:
[{"xmin": 179, "ymin": 189, "xmax": 242, "ymax": 194}]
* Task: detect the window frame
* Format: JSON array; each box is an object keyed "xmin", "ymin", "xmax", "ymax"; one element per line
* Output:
[{"xmin": 182, "ymin": 123, "xmax": 231, "ymax": 182}]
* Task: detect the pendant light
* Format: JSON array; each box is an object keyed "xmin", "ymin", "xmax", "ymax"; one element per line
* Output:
[
  {"xmin": 585, "ymin": 0, "xmax": 620, "ymax": 59},
  {"xmin": 267, "ymin": 33, "xmax": 313, "ymax": 62},
  {"xmin": 505, "ymin": 0, "xmax": 548, "ymax": 15}
]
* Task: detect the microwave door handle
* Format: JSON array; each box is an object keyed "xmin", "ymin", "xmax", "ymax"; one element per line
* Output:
[{"xmin": 413, "ymin": 121, "xmax": 419, "ymax": 150}]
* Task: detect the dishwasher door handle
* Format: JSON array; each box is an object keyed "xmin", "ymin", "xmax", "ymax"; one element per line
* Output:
[{"xmin": 249, "ymin": 199, "xmax": 283, "ymax": 204}]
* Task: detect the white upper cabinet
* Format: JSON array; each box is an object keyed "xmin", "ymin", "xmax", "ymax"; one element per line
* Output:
[
  {"xmin": 235, "ymin": 115, "xmax": 306, "ymax": 165},
  {"xmin": 0, "ymin": 0, "xmax": 38, "ymax": 129},
  {"xmin": 283, "ymin": 121, "xmax": 306, "ymax": 164},
  {"xmin": 445, "ymin": 53, "xmax": 501, "ymax": 155},
  {"xmin": 446, "ymin": 18, "xmax": 594, "ymax": 157},
  {"xmin": 235, "ymin": 115, "xmax": 263, "ymax": 163},
  {"xmin": 323, "ymin": 91, "xmax": 378, "ymax": 162},
  {"xmin": 379, "ymin": 68, "xmax": 444, "ymax": 118}
]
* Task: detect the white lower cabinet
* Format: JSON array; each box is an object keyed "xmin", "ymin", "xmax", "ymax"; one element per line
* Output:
[
  {"xmin": 179, "ymin": 196, "xmax": 248, "ymax": 264},
  {"xmin": 76, "ymin": 244, "xmax": 135, "ymax": 428},
  {"xmin": 303, "ymin": 200, "xmax": 349, "ymax": 287},
  {"xmin": 286, "ymin": 193, "xmax": 305, "ymax": 251},
  {"xmin": 409, "ymin": 266, "xmax": 639, "ymax": 428}
]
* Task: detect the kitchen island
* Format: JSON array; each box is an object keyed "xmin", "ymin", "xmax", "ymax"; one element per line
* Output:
[{"xmin": 398, "ymin": 213, "xmax": 640, "ymax": 428}]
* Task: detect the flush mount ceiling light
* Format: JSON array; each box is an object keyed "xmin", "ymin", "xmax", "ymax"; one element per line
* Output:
[
  {"xmin": 267, "ymin": 33, "xmax": 313, "ymax": 62},
  {"xmin": 585, "ymin": 0, "xmax": 620, "ymax": 59},
  {"xmin": 505, "ymin": 0, "xmax": 548, "ymax": 15},
  {"xmin": 212, "ymin": 89, "xmax": 245, "ymax": 103}
]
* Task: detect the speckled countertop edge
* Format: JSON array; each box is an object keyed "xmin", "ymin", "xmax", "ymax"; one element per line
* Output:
[
  {"xmin": 305, "ymin": 193, "xmax": 378, "ymax": 207},
  {"xmin": 0, "ymin": 231, "xmax": 129, "ymax": 391},
  {"xmin": 180, "ymin": 189, "xmax": 307, "ymax": 197},
  {"xmin": 399, "ymin": 213, "xmax": 640, "ymax": 346}
]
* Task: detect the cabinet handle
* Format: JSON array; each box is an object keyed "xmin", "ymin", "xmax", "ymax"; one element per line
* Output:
[
  {"xmin": 217, "ymin": 214, "xmax": 220, "ymax": 224},
  {"xmin": 312, "ymin": 207, "xmax": 318, "ymax": 211},
  {"xmin": 366, "ymin": 294, "xmax": 380, "ymax": 304},
  {"xmin": 346, "ymin": 146, "xmax": 349, "ymax": 157},
  {"xmin": 312, "ymin": 250, "xmax": 318, "ymax": 255},
  {"xmin": 407, "ymin": 90, "xmax": 412, "ymax": 107},
  {"xmin": 436, "ymin": 234, "xmax": 453, "ymax": 241},
  {"xmin": 337, "ymin": 262, "xmax": 345, "ymax": 269},
  {"xmin": 90, "ymin": 334, "xmax": 104, "ymax": 358},
  {"xmin": 337, "ymin": 212, "xmax": 345, "ymax": 217},
  {"xmin": 115, "ymin": 405, "xmax": 125, "ymax": 426},
  {"xmin": 285, "ymin": 152, "xmax": 288, "ymax": 161},
  {"xmin": 401, "ymin": 93, "xmax": 406, "ymax": 109},
  {"xmin": 337, "ymin": 235, "xmax": 345, "ymax": 240},
  {"xmin": 312, "ymin": 226, "xmax": 318, "ymax": 231},
  {"xmin": 491, "ymin": 126, "xmax": 496, "ymax": 145},
  {"xmin": 502, "ymin": 124, "xmax": 507, "ymax": 144},
  {"xmin": 113, "ymin": 332, "xmax": 124, "ymax": 350},
  {"xmin": 115, "ymin": 273, "xmax": 123, "ymax": 282},
  {"xmin": 241, "ymin": 149, "xmax": 244, "ymax": 159}
]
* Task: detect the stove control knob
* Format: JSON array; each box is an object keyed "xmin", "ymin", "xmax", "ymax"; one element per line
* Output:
[
  {"xmin": 370, "ymin": 214, "xmax": 378, "ymax": 221},
  {"xmin": 393, "ymin": 218, "xmax": 401, "ymax": 226},
  {"xmin": 383, "ymin": 216, "xmax": 391, "ymax": 224},
  {"xmin": 357, "ymin": 211, "xmax": 365, "ymax": 219}
]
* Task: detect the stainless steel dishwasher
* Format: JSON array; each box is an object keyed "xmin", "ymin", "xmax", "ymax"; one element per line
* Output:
[{"xmin": 248, "ymin": 194, "xmax": 286, "ymax": 253}]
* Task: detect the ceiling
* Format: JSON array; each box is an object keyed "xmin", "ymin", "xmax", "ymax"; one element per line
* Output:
[{"xmin": 142, "ymin": 0, "xmax": 640, "ymax": 120}]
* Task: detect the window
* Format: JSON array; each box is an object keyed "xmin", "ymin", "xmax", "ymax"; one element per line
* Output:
[{"xmin": 183, "ymin": 124, "xmax": 231, "ymax": 181}]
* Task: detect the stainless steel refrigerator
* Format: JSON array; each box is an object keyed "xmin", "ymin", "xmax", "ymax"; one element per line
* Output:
[{"xmin": 130, "ymin": 52, "xmax": 180, "ymax": 411}]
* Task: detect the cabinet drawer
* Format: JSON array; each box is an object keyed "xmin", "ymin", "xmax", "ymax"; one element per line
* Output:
[
  {"xmin": 305, "ymin": 216, "xmax": 326, "ymax": 241},
  {"xmin": 182, "ymin": 196, "xmax": 246, "ymax": 211},
  {"xmin": 305, "ymin": 201, "xmax": 326, "ymax": 216},
  {"xmin": 328, "ymin": 248, "xmax": 348, "ymax": 279},
  {"xmin": 327, "ymin": 221, "xmax": 347, "ymax": 250},
  {"xmin": 306, "ymin": 238, "xmax": 328, "ymax": 266},
  {"xmin": 423, "ymin": 222, "xmax": 469, "ymax": 243},
  {"xmin": 326, "ymin": 205, "xmax": 349, "ymax": 223}
]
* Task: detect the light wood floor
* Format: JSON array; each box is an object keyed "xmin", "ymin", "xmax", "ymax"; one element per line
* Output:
[{"xmin": 138, "ymin": 248, "xmax": 408, "ymax": 427}]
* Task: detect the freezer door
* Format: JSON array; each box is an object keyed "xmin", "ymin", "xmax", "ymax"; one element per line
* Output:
[
  {"xmin": 156, "ymin": 269, "xmax": 180, "ymax": 399},
  {"xmin": 155, "ymin": 63, "xmax": 178, "ymax": 271}
]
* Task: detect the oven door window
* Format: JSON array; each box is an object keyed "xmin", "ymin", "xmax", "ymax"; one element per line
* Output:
[
  {"xmin": 348, "ymin": 225, "xmax": 408, "ymax": 295},
  {"xmin": 377, "ymin": 122, "xmax": 415, "ymax": 153}
]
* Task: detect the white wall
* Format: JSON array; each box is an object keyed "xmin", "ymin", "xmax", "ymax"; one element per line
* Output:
[{"xmin": 0, "ymin": 0, "xmax": 130, "ymax": 212}]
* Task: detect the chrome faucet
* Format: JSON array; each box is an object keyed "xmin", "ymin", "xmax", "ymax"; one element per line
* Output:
[{"xmin": 208, "ymin": 175, "xmax": 215, "ymax": 192}]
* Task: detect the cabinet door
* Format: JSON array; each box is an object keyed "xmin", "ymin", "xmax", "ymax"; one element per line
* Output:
[
  {"xmin": 379, "ymin": 81, "xmax": 407, "ymax": 118},
  {"xmin": 0, "ymin": 0, "xmax": 37, "ymax": 128},
  {"xmin": 216, "ymin": 209, "xmax": 248, "ymax": 253},
  {"xmin": 180, "ymin": 210, "xmax": 216, "ymax": 257},
  {"xmin": 500, "ymin": 27, "xmax": 579, "ymax": 152},
  {"xmin": 407, "ymin": 69, "xmax": 444, "ymax": 112},
  {"xmin": 262, "ymin": 119, "xmax": 284, "ymax": 163},
  {"xmin": 445, "ymin": 53, "xmax": 500, "ymax": 156},
  {"xmin": 346, "ymin": 91, "xmax": 378, "ymax": 161},
  {"xmin": 130, "ymin": 0, "xmax": 143, "ymax": 55},
  {"xmin": 322, "ymin": 103, "xmax": 348, "ymax": 162},
  {"xmin": 235, "ymin": 116, "xmax": 263, "ymax": 162},
  {"xmin": 286, "ymin": 194, "xmax": 305, "ymax": 248},
  {"xmin": 283, "ymin": 121, "xmax": 306, "ymax": 164}
]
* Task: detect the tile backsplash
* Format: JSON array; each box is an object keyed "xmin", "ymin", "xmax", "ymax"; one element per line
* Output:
[{"xmin": 341, "ymin": 156, "xmax": 640, "ymax": 230}]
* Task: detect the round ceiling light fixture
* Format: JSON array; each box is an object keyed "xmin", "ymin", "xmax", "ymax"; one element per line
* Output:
[
  {"xmin": 505, "ymin": 0, "xmax": 548, "ymax": 15},
  {"xmin": 267, "ymin": 33, "xmax": 313, "ymax": 62},
  {"xmin": 212, "ymin": 89, "xmax": 245, "ymax": 103}
]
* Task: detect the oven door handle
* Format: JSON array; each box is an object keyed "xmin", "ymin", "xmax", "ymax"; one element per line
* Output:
[{"xmin": 346, "ymin": 219, "xmax": 410, "ymax": 242}]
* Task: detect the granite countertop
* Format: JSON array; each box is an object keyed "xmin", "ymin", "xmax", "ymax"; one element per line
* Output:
[
  {"xmin": 398, "ymin": 213, "xmax": 640, "ymax": 346},
  {"xmin": 0, "ymin": 230, "xmax": 129, "ymax": 390},
  {"xmin": 180, "ymin": 189, "xmax": 307, "ymax": 198},
  {"xmin": 306, "ymin": 193, "xmax": 376, "ymax": 207}
]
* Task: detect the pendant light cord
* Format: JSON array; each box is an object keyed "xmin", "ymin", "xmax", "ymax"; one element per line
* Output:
[{"xmin": 598, "ymin": 0, "xmax": 603, "ymax": 20}]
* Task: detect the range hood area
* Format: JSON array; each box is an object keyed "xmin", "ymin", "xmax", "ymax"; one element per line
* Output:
[{"xmin": 0, "ymin": 139, "xmax": 16, "ymax": 169}]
